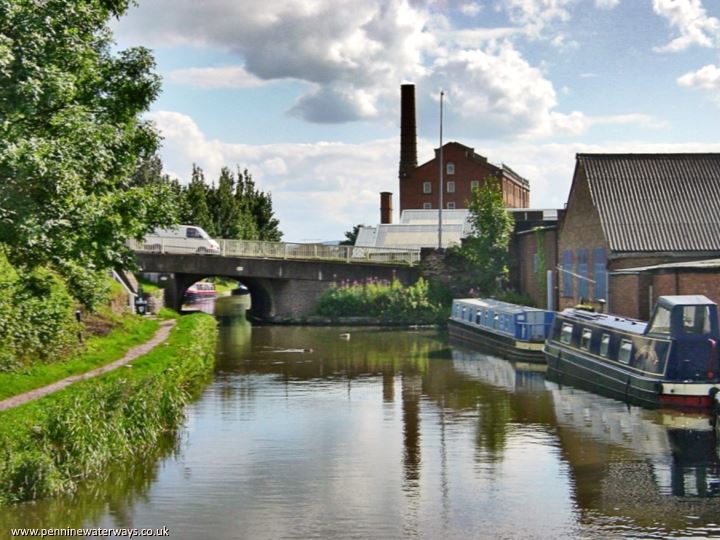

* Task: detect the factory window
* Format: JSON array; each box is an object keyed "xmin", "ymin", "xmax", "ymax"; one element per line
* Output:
[
  {"xmin": 446, "ymin": 162, "xmax": 455, "ymax": 175},
  {"xmin": 423, "ymin": 181, "xmax": 431, "ymax": 194},
  {"xmin": 423, "ymin": 202, "xmax": 432, "ymax": 209},
  {"xmin": 447, "ymin": 202, "xmax": 455, "ymax": 209},
  {"xmin": 562, "ymin": 251, "xmax": 573, "ymax": 297},
  {"xmin": 447, "ymin": 181, "xmax": 455, "ymax": 193},
  {"xmin": 593, "ymin": 248, "xmax": 607, "ymax": 300},
  {"xmin": 577, "ymin": 249, "xmax": 589, "ymax": 300},
  {"xmin": 471, "ymin": 180, "xmax": 480, "ymax": 190}
]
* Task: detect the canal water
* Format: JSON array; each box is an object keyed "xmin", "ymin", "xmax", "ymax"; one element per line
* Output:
[{"xmin": 2, "ymin": 298, "xmax": 720, "ymax": 539}]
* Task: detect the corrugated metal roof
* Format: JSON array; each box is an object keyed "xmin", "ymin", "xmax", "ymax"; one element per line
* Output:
[{"xmin": 578, "ymin": 154, "xmax": 720, "ymax": 252}]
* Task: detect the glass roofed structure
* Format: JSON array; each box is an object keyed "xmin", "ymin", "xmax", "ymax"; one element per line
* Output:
[{"xmin": 355, "ymin": 209, "xmax": 473, "ymax": 250}]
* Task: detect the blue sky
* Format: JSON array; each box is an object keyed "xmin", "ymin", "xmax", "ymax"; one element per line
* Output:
[{"xmin": 112, "ymin": 0, "xmax": 720, "ymax": 242}]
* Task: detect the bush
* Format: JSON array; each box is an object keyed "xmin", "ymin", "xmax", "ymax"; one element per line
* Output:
[
  {"xmin": 314, "ymin": 277, "xmax": 444, "ymax": 324},
  {"xmin": 0, "ymin": 247, "xmax": 77, "ymax": 370}
]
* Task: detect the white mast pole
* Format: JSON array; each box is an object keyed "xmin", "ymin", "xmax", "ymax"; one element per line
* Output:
[{"xmin": 438, "ymin": 90, "xmax": 444, "ymax": 249}]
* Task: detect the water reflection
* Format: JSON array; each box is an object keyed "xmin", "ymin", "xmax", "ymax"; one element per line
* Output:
[{"xmin": 1, "ymin": 317, "xmax": 718, "ymax": 539}]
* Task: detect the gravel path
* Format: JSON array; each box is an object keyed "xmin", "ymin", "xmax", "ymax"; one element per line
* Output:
[{"xmin": 0, "ymin": 318, "xmax": 177, "ymax": 412}]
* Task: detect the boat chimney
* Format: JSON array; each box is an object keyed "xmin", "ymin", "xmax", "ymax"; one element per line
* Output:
[{"xmin": 380, "ymin": 192, "xmax": 393, "ymax": 224}]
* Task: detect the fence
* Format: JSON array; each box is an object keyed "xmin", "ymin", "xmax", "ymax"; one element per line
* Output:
[{"xmin": 127, "ymin": 238, "xmax": 421, "ymax": 266}]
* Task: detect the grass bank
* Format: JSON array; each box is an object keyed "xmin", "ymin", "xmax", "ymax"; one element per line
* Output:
[
  {"xmin": 0, "ymin": 312, "xmax": 217, "ymax": 506},
  {"xmin": 0, "ymin": 314, "xmax": 160, "ymax": 402}
]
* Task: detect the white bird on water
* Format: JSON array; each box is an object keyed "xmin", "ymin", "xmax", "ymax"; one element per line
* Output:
[{"xmin": 339, "ymin": 333, "xmax": 350, "ymax": 340}]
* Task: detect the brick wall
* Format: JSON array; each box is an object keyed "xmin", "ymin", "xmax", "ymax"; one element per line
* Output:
[
  {"xmin": 512, "ymin": 228, "xmax": 558, "ymax": 308},
  {"xmin": 651, "ymin": 271, "xmax": 720, "ymax": 307},
  {"xmin": 557, "ymin": 166, "xmax": 609, "ymax": 311},
  {"xmin": 400, "ymin": 143, "xmax": 529, "ymax": 212}
]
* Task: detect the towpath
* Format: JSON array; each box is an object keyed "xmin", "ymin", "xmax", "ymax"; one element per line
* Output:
[{"xmin": 0, "ymin": 319, "xmax": 177, "ymax": 412}]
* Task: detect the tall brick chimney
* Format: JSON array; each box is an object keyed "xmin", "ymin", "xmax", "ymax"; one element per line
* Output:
[
  {"xmin": 399, "ymin": 84, "xmax": 417, "ymax": 178},
  {"xmin": 380, "ymin": 192, "xmax": 393, "ymax": 224}
]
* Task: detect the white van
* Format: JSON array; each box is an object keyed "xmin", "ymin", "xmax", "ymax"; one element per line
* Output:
[{"xmin": 143, "ymin": 225, "xmax": 221, "ymax": 255}]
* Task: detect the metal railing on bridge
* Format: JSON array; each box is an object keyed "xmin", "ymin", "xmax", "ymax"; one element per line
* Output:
[{"xmin": 127, "ymin": 238, "xmax": 421, "ymax": 265}]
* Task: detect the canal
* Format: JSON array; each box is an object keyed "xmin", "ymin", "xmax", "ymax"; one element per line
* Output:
[{"xmin": 2, "ymin": 298, "xmax": 719, "ymax": 539}]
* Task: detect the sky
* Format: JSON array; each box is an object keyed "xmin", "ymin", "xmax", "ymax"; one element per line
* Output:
[{"xmin": 112, "ymin": 0, "xmax": 720, "ymax": 242}]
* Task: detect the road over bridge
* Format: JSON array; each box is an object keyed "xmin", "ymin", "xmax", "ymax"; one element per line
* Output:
[{"xmin": 130, "ymin": 239, "xmax": 421, "ymax": 320}]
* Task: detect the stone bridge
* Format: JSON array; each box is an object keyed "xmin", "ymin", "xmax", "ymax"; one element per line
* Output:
[{"xmin": 131, "ymin": 240, "xmax": 421, "ymax": 321}]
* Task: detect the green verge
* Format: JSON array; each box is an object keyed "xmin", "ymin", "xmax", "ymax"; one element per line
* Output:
[
  {"xmin": 0, "ymin": 312, "xmax": 218, "ymax": 506},
  {"xmin": 0, "ymin": 315, "xmax": 159, "ymax": 402}
]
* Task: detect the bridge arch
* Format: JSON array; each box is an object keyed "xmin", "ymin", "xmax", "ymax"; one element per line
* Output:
[{"xmin": 172, "ymin": 274, "xmax": 275, "ymax": 320}]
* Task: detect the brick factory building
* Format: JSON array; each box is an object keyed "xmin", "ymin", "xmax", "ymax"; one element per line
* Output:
[
  {"xmin": 396, "ymin": 84, "xmax": 530, "ymax": 215},
  {"xmin": 558, "ymin": 153, "xmax": 720, "ymax": 319}
]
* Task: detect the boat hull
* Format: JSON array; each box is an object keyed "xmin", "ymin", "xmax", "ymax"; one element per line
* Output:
[
  {"xmin": 448, "ymin": 319, "xmax": 546, "ymax": 363},
  {"xmin": 545, "ymin": 342, "xmax": 720, "ymax": 409}
]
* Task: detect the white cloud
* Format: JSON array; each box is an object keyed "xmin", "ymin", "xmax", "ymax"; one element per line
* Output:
[
  {"xmin": 652, "ymin": 0, "xmax": 720, "ymax": 52},
  {"xmin": 497, "ymin": 0, "xmax": 574, "ymax": 39},
  {"xmin": 115, "ymin": 0, "xmax": 432, "ymax": 124},
  {"xmin": 167, "ymin": 66, "xmax": 268, "ymax": 89},
  {"xmin": 448, "ymin": 27, "xmax": 520, "ymax": 47},
  {"xmin": 427, "ymin": 41, "xmax": 659, "ymax": 138},
  {"xmin": 550, "ymin": 33, "xmax": 579, "ymax": 50},
  {"xmin": 595, "ymin": 0, "xmax": 619, "ymax": 9},
  {"xmin": 117, "ymin": 0, "xmax": 661, "ymax": 141},
  {"xmin": 289, "ymin": 85, "xmax": 380, "ymax": 123},
  {"xmin": 460, "ymin": 2, "xmax": 483, "ymax": 16},
  {"xmin": 678, "ymin": 63, "xmax": 720, "ymax": 93}
]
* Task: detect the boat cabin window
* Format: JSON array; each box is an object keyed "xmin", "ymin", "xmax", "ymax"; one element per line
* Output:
[
  {"xmin": 475, "ymin": 313, "xmax": 482, "ymax": 325},
  {"xmin": 648, "ymin": 305, "xmax": 671, "ymax": 335},
  {"xmin": 619, "ymin": 339, "xmax": 632, "ymax": 364},
  {"xmin": 560, "ymin": 323, "xmax": 573, "ymax": 345},
  {"xmin": 682, "ymin": 305, "xmax": 711, "ymax": 335},
  {"xmin": 600, "ymin": 334, "xmax": 610, "ymax": 357},
  {"xmin": 580, "ymin": 329, "xmax": 592, "ymax": 350}
]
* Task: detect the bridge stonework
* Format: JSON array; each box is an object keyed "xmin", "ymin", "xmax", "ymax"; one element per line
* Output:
[{"xmin": 135, "ymin": 253, "xmax": 419, "ymax": 321}]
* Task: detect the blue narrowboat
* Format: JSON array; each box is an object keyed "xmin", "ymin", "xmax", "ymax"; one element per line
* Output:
[
  {"xmin": 544, "ymin": 295, "xmax": 720, "ymax": 409},
  {"xmin": 448, "ymin": 298, "xmax": 555, "ymax": 362}
]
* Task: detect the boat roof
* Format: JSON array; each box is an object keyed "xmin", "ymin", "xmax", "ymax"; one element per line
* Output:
[
  {"xmin": 657, "ymin": 295, "xmax": 715, "ymax": 308},
  {"xmin": 559, "ymin": 309, "xmax": 647, "ymax": 334},
  {"xmin": 453, "ymin": 297, "xmax": 548, "ymax": 313}
]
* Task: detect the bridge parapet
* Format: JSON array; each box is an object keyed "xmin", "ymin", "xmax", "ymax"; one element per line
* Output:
[{"xmin": 128, "ymin": 238, "xmax": 421, "ymax": 265}]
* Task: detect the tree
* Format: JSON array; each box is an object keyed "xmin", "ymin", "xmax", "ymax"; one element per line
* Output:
[
  {"xmin": 340, "ymin": 224, "xmax": 364, "ymax": 245},
  {"xmin": 251, "ymin": 191, "xmax": 282, "ymax": 241},
  {"xmin": 211, "ymin": 167, "xmax": 241, "ymax": 238},
  {"xmin": 457, "ymin": 176, "xmax": 514, "ymax": 294},
  {"xmin": 182, "ymin": 165, "xmax": 215, "ymax": 236},
  {"xmin": 235, "ymin": 168, "xmax": 281, "ymax": 241},
  {"xmin": 0, "ymin": 0, "xmax": 174, "ymax": 306}
]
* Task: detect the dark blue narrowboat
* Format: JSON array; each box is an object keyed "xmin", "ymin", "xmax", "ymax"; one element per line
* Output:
[
  {"xmin": 545, "ymin": 295, "xmax": 720, "ymax": 409},
  {"xmin": 448, "ymin": 298, "xmax": 555, "ymax": 362}
]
